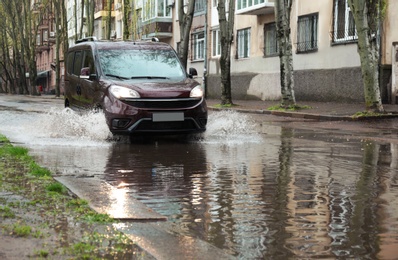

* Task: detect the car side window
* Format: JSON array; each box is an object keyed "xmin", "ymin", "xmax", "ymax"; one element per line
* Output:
[
  {"xmin": 72, "ymin": 51, "xmax": 83, "ymax": 76},
  {"xmin": 82, "ymin": 50, "xmax": 95, "ymax": 77},
  {"xmin": 67, "ymin": 51, "xmax": 74, "ymax": 75}
]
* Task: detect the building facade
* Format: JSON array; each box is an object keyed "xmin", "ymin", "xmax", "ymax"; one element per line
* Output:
[
  {"xmin": 33, "ymin": 0, "xmax": 57, "ymax": 94},
  {"xmin": 44, "ymin": 0, "xmax": 398, "ymax": 103}
]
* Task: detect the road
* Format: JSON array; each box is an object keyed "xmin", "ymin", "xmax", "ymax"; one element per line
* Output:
[{"xmin": 1, "ymin": 94, "xmax": 398, "ymax": 259}]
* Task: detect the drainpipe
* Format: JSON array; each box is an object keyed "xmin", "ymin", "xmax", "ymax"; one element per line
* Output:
[
  {"xmin": 377, "ymin": 0, "xmax": 383, "ymax": 102},
  {"xmin": 203, "ymin": 0, "xmax": 208, "ymax": 98}
]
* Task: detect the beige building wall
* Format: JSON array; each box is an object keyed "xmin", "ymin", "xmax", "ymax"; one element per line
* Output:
[
  {"xmin": 204, "ymin": 0, "xmax": 370, "ymax": 102},
  {"xmin": 384, "ymin": 0, "xmax": 398, "ymax": 103}
]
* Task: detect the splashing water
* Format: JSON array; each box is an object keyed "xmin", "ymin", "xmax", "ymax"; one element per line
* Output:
[
  {"xmin": 204, "ymin": 110, "xmax": 262, "ymax": 144},
  {"xmin": 29, "ymin": 108, "xmax": 112, "ymax": 146},
  {"xmin": 0, "ymin": 108, "xmax": 111, "ymax": 147},
  {"xmin": 43, "ymin": 108, "xmax": 110, "ymax": 139}
]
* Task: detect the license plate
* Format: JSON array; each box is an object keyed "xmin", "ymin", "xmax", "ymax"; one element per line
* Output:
[{"xmin": 152, "ymin": 112, "xmax": 184, "ymax": 122}]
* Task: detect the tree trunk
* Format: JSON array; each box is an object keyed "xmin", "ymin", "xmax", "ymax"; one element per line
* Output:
[
  {"xmin": 80, "ymin": 0, "xmax": 84, "ymax": 39},
  {"xmin": 74, "ymin": 0, "xmax": 78, "ymax": 41},
  {"xmin": 348, "ymin": 0, "xmax": 384, "ymax": 112},
  {"xmin": 217, "ymin": 0, "xmax": 235, "ymax": 105},
  {"xmin": 123, "ymin": 0, "xmax": 131, "ymax": 40},
  {"xmin": 178, "ymin": 0, "xmax": 195, "ymax": 70},
  {"xmin": 107, "ymin": 0, "xmax": 113, "ymax": 39},
  {"xmin": 274, "ymin": 0, "xmax": 295, "ymax": 107}
]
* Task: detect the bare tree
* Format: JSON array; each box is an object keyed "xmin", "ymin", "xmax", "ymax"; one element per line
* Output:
[
  {"xmin": 274, "ymin": 0, "xmax": 296, "ymax": 107},
  {"xmin": 123, "ymin": 0, "xmax": 131, "ymax": 39},
  {"xmin": 217, "ymin": 0, "xmax": 235, "ymax": 105},
  {"xmin": 106, "ymin": 0, "xmax": 114, "ymax": 39},
  {"xmin": 178, "ymin": 0, "xmax": 195, "ymax": 70},
  {"xmin": 347, "ymin": 0, "xmax": 385, "ymax": 112},
  {"xmin": 85, "ymin": 0, "xmax": 95, "ymax": 36}
]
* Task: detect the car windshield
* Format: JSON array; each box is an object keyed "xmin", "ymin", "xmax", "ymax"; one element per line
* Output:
[{"xmin": 98, "ymin": 48, "xmax": 186, "ymax": 81}]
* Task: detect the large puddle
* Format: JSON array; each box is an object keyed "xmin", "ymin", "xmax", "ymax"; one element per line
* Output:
[{"xmin": 1, "ymin": 107, "xmax": 398, "ymax": 259}]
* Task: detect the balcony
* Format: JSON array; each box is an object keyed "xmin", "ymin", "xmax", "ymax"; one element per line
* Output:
[
  {"xmin": 142, "ymin": 17, "xmax": 173, "ymax": 39},
  {"xmin": 236, "ymin": 0, "xmax": 274, "ymax": 16}
]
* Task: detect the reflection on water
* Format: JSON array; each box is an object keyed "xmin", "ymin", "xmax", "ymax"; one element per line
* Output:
[
  {"xmin": 104, "ymin": 126, "xmax": 398, "ymax": 259},
  {"xmin": 2, "ymin": 106, "xmax": 398, "ymax": 259}
]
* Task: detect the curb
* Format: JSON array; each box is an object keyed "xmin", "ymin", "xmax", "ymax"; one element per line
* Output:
[{"xmin": 208, "ymin": 106, "xmax": 398, "ymax": 121}]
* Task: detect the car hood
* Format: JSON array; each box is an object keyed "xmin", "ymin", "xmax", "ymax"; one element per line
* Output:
[{"xmin": 103, "ymin": 78, "xmax": 200, "ymax": 98}]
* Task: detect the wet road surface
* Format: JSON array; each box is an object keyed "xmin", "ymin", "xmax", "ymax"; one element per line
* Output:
[{"xmin": 1, "ymin": 95, "xmax": 398, "ymax": 259}]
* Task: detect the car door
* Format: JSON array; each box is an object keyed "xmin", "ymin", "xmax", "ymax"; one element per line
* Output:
[
  {"xmin": 79, "ymin": 49, "xmax": 100, "ymax": 110},
  {"xmin": 65, "ymin": 50, "xmax": 84, "ymax": 110}
]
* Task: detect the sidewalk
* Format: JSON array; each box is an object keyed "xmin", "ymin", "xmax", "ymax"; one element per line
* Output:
[{"xmin": 206, "ymin": 99, "xmax": 398, "ymax": 121}]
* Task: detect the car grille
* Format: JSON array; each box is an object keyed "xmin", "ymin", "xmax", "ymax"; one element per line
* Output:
[{"xmin": 123, "ymin": 98, "xmax": 202, "ymax": 109}]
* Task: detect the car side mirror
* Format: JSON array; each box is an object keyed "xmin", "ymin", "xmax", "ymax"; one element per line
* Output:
[
  {"xmin": 188, "ymin": 68, "xmax": 198, "ymax": 78},
  {"xmin": 80, "ymin": 67, "xmax": 96, "ymax": 80}
]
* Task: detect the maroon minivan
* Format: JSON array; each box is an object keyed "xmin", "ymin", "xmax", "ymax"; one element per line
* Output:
[{"xmin": 64, "ymin": 38, "xmax": 207, "ymax": 136}]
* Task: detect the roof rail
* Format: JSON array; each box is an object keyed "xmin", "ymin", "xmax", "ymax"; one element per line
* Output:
[{"xmin": 76, "ymin": 36, "xmax": 98, "ymax": 44}]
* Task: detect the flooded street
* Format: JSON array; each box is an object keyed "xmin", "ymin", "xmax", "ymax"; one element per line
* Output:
[{"xmin": 1, "ymin": 95, "xmax": 398, "ymax": 259}]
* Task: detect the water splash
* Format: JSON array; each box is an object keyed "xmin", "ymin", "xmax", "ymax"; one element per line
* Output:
[
  {"xmin": 0, "ymin": 108, "xmax": 111, "ymax": 147},
  {"xmin": 204, "ymin": 110, "xmax": 262, "ymax": 144},
  {"xmin": 29, "ymin": 108, "xmax": 112, "ymax": 146}
]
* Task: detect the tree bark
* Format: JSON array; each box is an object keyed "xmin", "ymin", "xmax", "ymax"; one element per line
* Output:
[
  {"xmin": 107, "ymin": 0, "xmax": 113, "ymax": 39},
  {"xmin": 123, "ymin": 0, "xmax": 131, "ymax": 40},
  {"xmin": 274, "ymin": 0, "xmax": 295, "ymax": 107},
  {"xmin": 178, "ymin": 0, "xmax": 195, "ymax": 70},
  {"xmin": 348, "ymin": 0, "xmax": 384, "ymax": 112},
  {"xmin": 217, "ymin": 0, "xmax": 235, "ymax": 105}
]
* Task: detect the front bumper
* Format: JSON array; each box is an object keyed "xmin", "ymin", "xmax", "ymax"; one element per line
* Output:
[{"xmin": 103, "ymin": 96, "xmax": 208, "ymax": 135}]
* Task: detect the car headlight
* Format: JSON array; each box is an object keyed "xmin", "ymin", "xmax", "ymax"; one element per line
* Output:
[
  {"xmin": 190, "ymin": 85, "xmax": 204, "ymax": 98},
  {"xmin": 109, "ymin": 85, "xmax": 140, "ymax": 99}
]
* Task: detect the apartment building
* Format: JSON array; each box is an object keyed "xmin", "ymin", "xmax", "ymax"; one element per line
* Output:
[
  {"xmin": 43, "ymin": 0, "xmax": 397, "ymax": 103},
  {"xmin": 205, "ymin": 0, "xmax": 398, "ymax": 103},
  {"xmin": 33, "ymin": 0, "xmax": 57, "ymax": 94},
  {"xmin": 133, "ymin": 0, "xmax": 398, "ymax": 103}
]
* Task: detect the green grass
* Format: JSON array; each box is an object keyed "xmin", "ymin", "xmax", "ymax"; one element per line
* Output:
[
  {"xmin": 268, "ymin": 104, "xmax": 312, "ymax": 111},
  {"xmin": 12, "ymin": 223, "xmax": 32, "ymax": 237},
  {"xmin": 0, "ymin": 135, "xmax": 8, "ymax": 143},
  {"xmin": 213, "ymin": 103, "xmax": 238, "ymax": 108},
  {"xmin": 352, "ymin": 111, "xmax": 383, "ymax": 118},
  {"xmin": 0, "ymin": 206, "xmax": 15, "ymax": 218},
  {"xmin": 29, "ymin": 161, "xmax": 52, "ymax": 177},
  {"xmin": 46, "ymin": 182, "xmax": 67, "ymax": 194},
  {"xmin": 0, "ymin": 134, "xmax": 135, "ymax": 258}
]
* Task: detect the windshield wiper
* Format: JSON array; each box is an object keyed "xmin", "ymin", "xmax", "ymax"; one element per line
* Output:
[
  {"xmin": 130, "ymin": 76, "xmax": 169, "ymax": 79},
  {"xmin": 105, "ymin": 74, "xmax": 130, "ymax": 80}
]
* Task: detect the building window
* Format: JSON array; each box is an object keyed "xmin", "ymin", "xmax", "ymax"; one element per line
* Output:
[
  {"xmin": 297, "ymin": 13, "xmax": 318, "ymax": 53},
  {"xmin": 194, "ymin": 0, "xmax": 206, "ymax": 14},
  {"xmin": 332, "ymin": 0, "xmax": 357, "ymax": 43},
  {"xmin": 36, "ymin": 34, "xmax": 41, "ymax": 46},
  {"xmin": 237, "ymin": 28, "xmax": 250, "ymax": 59},
  {"xmin": 43, "ymin": 30, "xmax": 48, "ymax": 42},
  {"xmin": 237, "ymin": 0, "xmax": 265, "ymax": 11},
  {"xmin": 143, "ymin": 0, "xmax": 172, "ymax": 21},
  {"xmin": 192, "ymin": 31, "xmax": 205, "ymax": 61},
  {"xmin": 264, "ymin": 23, "xmax": 278, "ymax": 57},
  {"xmin": 212, "ymin": 29, "xmax": 221, "ymax": 57}
]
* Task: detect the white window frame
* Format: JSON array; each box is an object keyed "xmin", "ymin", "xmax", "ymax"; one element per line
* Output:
[
  {"xmin": 194, "ymin": 0, "xmax": 206, "ymax": 14},
  {"xmin": 237, "ymin": 28, "xmax": 251, "ymax": 59},
  {"xmin": 143, "ymin": 0, "xmax": 172, "ymax": 21},
  {"xmin": 333, "ymin": 0, "xmax": 357, "ymax": 43},
  {"xmin": 192, "ymin": 31, "xmax": 205, "ymax": 61},
  {"xmin": 237, "ymin": 0, "xmax": 265, "ymax": 11},
  {"xmin": 212, "ymin": 29, "xmax": 221, "ymax": 57}
]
